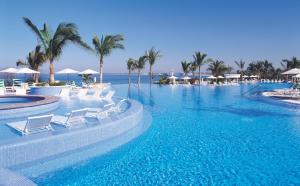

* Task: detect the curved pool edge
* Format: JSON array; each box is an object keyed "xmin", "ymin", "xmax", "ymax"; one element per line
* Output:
[
  {"xmin": 0, "ymin": 95, "xmax": 60, "ymax": 120},
  {"xmin": 18, "ymin": 110, "xmax": 152, "ymax": 179},
  {"xmin": 0, "ymin": 99, "xmax": 147, "ymax": 169}
]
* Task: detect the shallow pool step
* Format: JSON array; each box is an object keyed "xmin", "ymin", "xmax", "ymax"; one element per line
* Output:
[{"xmin": 0, "ymin": 168, "xmax": 36, "ymax": 186}]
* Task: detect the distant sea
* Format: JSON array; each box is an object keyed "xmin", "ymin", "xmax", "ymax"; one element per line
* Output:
[{"xmin": 0, "ymin": 73, "xmax": 162, "ymax": 85}]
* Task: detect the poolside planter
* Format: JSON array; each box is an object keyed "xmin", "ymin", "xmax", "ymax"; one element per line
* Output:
[{"xmin": 30, "ymin": 86, "xmax": 63, "ymax": 96}]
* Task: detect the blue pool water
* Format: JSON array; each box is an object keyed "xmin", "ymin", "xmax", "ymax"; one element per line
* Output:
[
  {"xmin": 0, "ymin": 97, "xmax": 33, "ymax": 106},
  {"xmin": 27, "ymin": 83, "xmax": 300, "ymax": 185}
]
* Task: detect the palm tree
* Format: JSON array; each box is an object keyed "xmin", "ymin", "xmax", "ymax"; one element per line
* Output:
[
  {"xmin": 282, "ymin": 57, "xmax": 300, "ymax": 70},
  {"xmin": 16, "ymin": 45, "xmax": 46, "ymax": 83},
  {"xmin": 246, "ymin": 60, "xmax": 274, "ymax": 79},
  {"xmin": 207, "ymin": 60, "xmax": 228, "ymax": 77},
  {"xmin": 23, "ymin": 17, "xmax": 91, "ymax": 83},
  {"xmin": 234, "ymin": 59, "xmax": 246, "ymax": 80},
  {"xmin": 93, "ymin": 35, "xmax": 124, "ymax": 84},
  {"xmin": 189, "ymin": 62, "xmax": 198, "ymax": 78},
  {"xmin": 181, "ymin": 61, "xmax": 191, "ymax": 76},
  {"xmin": 193, "ymin": 52, "xmax": 208, "ymax": 83},
  {"xmin": 127, "ymin": 58, "xmax": 136, "ymax": 85},
  {"xmin": 135, "ymin": 56, "xmax": 147, "ymax": 86},
  {"xmin": 145, "ymin": 47, "xmax": 161, "ymax": 84}
]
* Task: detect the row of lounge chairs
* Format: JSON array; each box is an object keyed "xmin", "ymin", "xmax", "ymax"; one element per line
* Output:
[
  {"xmin": 0, "ymin": 79, "xmax": 27, "ymax": 95},
  {"xmin": 60, "ymin": 88, "xmax": 115, "ymax": 103},
  {"xmin": 6, "ymin": 99, "xmax": 127, "ymax": 135}
]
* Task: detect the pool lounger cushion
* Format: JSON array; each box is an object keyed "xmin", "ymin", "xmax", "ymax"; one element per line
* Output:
[{"xmin": 6, "ymin": 114, "xmax": 53, "ymax": 135}]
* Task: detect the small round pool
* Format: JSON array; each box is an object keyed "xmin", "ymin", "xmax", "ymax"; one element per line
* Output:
[
  {"xmin": 0, "ymin": 95, "xmax": 60, "ymax": 119},
  {"xmin": 0, "ymin": 96, "xmax": 43, "ymax": 106}
]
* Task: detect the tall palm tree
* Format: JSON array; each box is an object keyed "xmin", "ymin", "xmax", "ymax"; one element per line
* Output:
[
  {"xmin": 282, "ymin": 57, "xmax": 300, "ymax": 70},
  {"xmin": 16, "ymin": 45, "xmax": 47, "ymax": 83},
  {"xmin": 207, "ymin": 60, "xmax": 228, "ymax": 77},
  {"xmin": 93, "ymin": 35, "xmax": 124, "ymax": 84},
  {"xmin": 181, "ymin": 61, "xmax": 191, "ymax": 76},
  {"xmin": 234, "ymin": 59, "xmax": 246, "ymax": 80},
  {"xmin": 127, "ymin": 58, "xmax": 136, "ymax": 85},
  {"xmin": 135, "ymin": 56, "xmax": 147, "ymax": 86},
  {"xmin": 23, "ymin": 17, "xmax": 91, "ymax": 83},
  {"xmin": 193, "ymin": 52, "xmax": 208, "ymax": 83},
  {"xmin": 145, "ymin": 47, "xmax": 161, "ymax": 84},
  {"xmin": 189, "ymin": 62, "xmax": 198, "ymax": 78}
]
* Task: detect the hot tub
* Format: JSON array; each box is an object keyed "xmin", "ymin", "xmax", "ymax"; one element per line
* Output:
[{"xmin": 0, "ymin": 95, "xmax": 60, "ymax": 120}]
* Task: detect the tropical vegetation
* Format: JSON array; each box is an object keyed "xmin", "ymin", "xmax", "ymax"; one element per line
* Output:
[
  {"xmin": 181, "ymin": 61, "xmax": 191, "ymax": 76},
  {"xmin": 92, "ymin": 35, "xmax": 124, "ymax": 84},
  {"xmin": 193, "ymin": 52, "xmax": 209, "ymax": 83},
  {"xmin": 23, "ymin": 17, "xmax": 91, "ymax": 83},
  {"xmin": 16, "ymin": 45, "xmax": 46, "ymax": 83},
  {"xmin": 145, "ymin": 47, "xmax": 161, "ymax": 84},
  {"xmin": 135, "ymin": 56, "xmax": 147, "ymax": 86},
  {"xmin": 126, "ymin": 58, "xmax": 136, "ymax": 85}
]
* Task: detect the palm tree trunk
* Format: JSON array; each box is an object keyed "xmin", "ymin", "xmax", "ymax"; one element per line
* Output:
[
  {"xmin": 199, "ymin": 66, "xmax": 201, "ymax": 84},
  {"xmin": 137, "ymin": 69, "xmax": 141, "ymax": 86},
  {"xmin": 49, "ymin": 60, "xmax": 55, "ymax": 83},
  {"xmin": 99, "ymin": 57, "xmax": 103, "ymax": 85},
  {"xmin": 149, "ymin": 65, "xmax": 152, "ymax": 84},
  {"xmin": 128, "ymin": 70, "xmax": 131, "ymax": 85},
  {"xmin": 35, "ymin": 67, "xmax": 39, "ymax": 83}
]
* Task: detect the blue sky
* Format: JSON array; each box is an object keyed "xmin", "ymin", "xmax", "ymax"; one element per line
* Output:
[{"xmin": 0, "ymin": 0, "xmax": 299, "ymax": 73}]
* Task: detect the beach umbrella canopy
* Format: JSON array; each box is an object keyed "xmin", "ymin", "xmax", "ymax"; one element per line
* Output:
[
  {"xmin": 56, "ymin": 68, "xmax": 79, "ymax": 74},
  {"xmin": 168, "ymin": 72, "xmax": 178, "ymax": 79},
  {"xmin": 281, "ymin": 68, "xmax": 300, "ymax": 75},
  {"xmin": 56, "ymin": 68, "xmax": 79, "ymax": 82},
  {"xmin": 242, "ymin": 75, "xmax": 249, "ymax": 78},
  {"xmin": 0, "ymin": 67, "xmax": 18, "ymax": 73},
  {"xmin": 181, "ymin": 76, "xmax": 191, "ymax": 80},
  {"xmin": 16, "ymin": 67, "xmax": 40, "ymax": 74},
  {"xmin": 250, "ymin": 75, "xmax": 258, "ymax": 78},
  {"xmin": 217, "ymin": 75, "xmax": 224, "ymax": 79},
  {"xmin": 207, "ymin": 75, "xmax": 216, "ymax": 79},
  {"xmin": 80, "ymin": 69, "xmax": 99, "ymax": 74},
  {"xmin": 168, "ymin": 75, "xmax": 178, "ymax": 79}
]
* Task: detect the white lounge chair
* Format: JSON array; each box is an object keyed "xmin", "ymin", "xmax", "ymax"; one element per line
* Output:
[
  {"xmin": 86, "ymin": 99, "xmax": 126, "ymax": 119},
  {"xmin": 51, "ymin": 108, "xmax": 88, "ymax": 127},
  {"xmin": 6, "ymin": 114, "xmax": 53, "ymax": 135},
  {"xmin": 59, "ymin": 88, "xmax": 70, "ymax": 99},
  {"xmin": 99, "ymin": 90, "xmax": 115, "ymax": 103}
]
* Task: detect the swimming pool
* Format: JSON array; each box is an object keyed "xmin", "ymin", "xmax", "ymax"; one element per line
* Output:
[
  {"xmin": 14, "ymin": 83, "xmax": 300, "ymax": 185},
  {"xmin": 0, "ymin": 97, "xmax": 33, "ymax": 106}
]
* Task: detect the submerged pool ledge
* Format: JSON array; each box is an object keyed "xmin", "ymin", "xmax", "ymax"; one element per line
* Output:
[{"xmin": 0, "ymin": 99, "xmax": 144, "ymax": 168}]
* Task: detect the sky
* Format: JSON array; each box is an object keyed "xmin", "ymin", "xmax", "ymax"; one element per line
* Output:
[{"xmin": 0, "ymin": 0, "xmax": 299, "ymax": 74}]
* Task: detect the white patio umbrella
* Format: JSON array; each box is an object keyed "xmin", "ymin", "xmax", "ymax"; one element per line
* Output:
[
  {"xmin": 168, "ymin": 72, "xmax": 178, "ymax": 84},
  {"xmin": 80, "ymin": 69, "xmax": 99, "ymax": 74},
  {"xmin": 15, "ymin": 68, "xmax": 40, "ymax": 82},
  {"xmin": 207, "ymin": 75, "xmax": 217, "ymax": 79},
  {"xmin": 16, "ymin": 68, "xmax": 40, "ymax": 74},
  {"xmin": 217, "ymin": 75, "xmax": 224, "ymax": 79},
  {"xmin": 0, "ymin": 67, "xmax": 18, "ymax": 73},
  {"xmin": 281, "ymin": 68, "xmax": 300, "ymax": 75},
  {"xmin": 242, "ymin": 75, "xmax": 249, "ymax": 78},
  {"xmin": 56, "ymin": 68, "xmax": 79, "ymax": 82},
  {"xmin": 181, "ymin": 76, "xmax": 191, "ymax": 80},
  {"xmin": 250, "ymin": 75, "xmax": 258, "ymax": 78}
]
